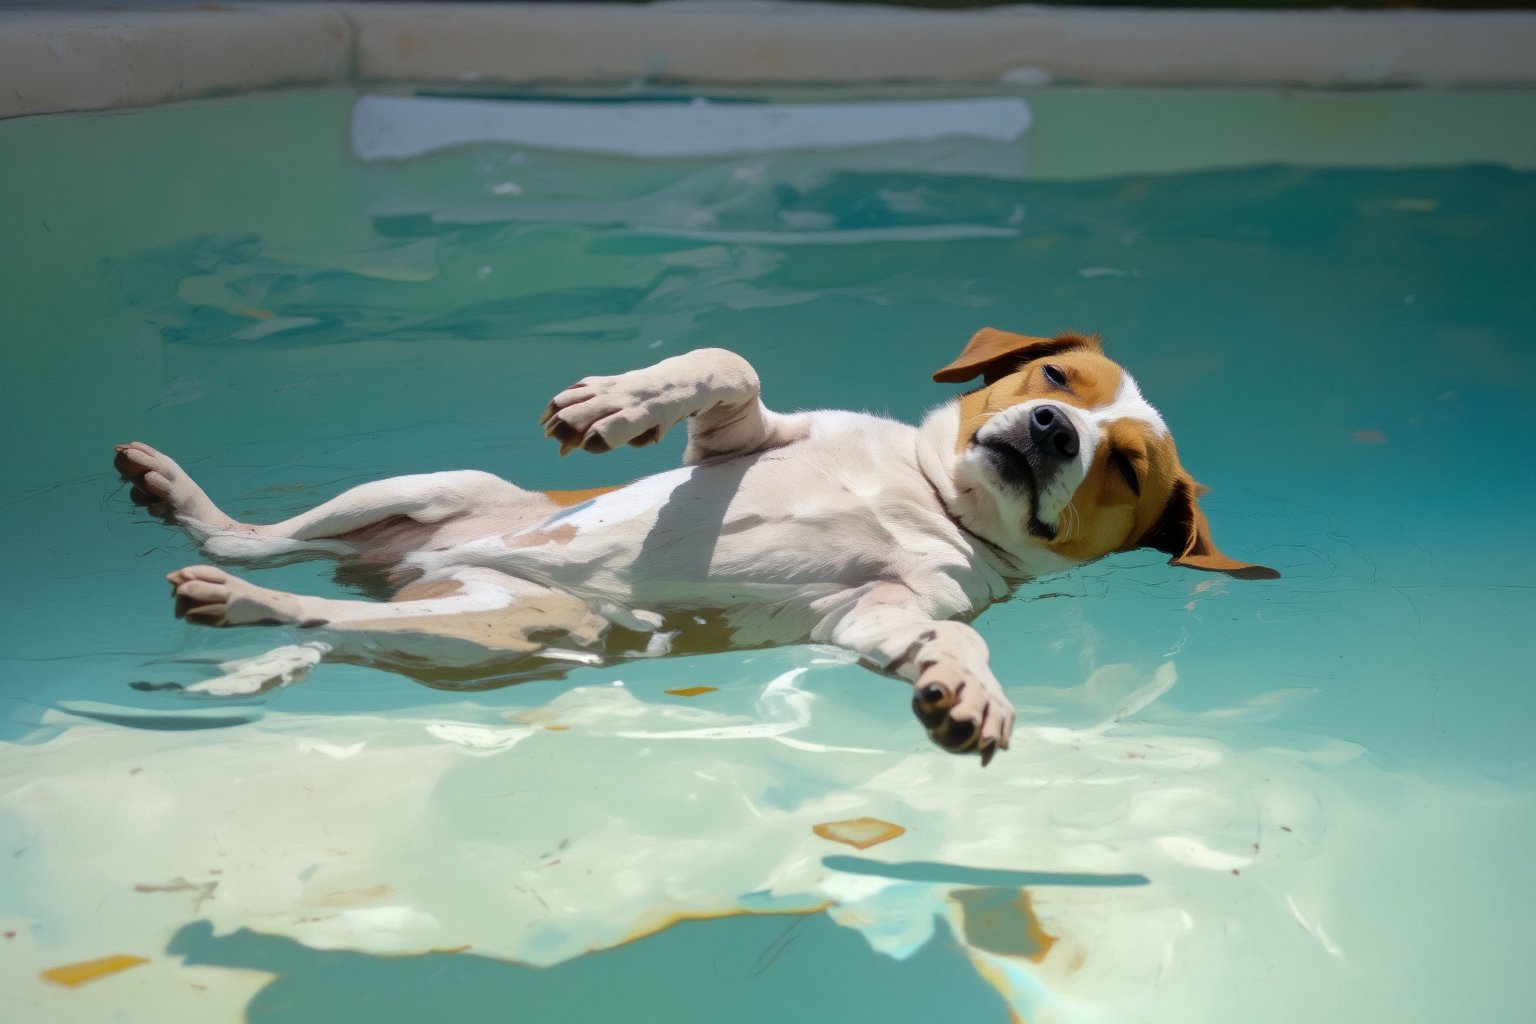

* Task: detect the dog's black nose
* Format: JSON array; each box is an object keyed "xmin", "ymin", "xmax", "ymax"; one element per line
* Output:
[{"xmin": 1028, "ymin": 404, "xmax": 1079, "ymax": 460}]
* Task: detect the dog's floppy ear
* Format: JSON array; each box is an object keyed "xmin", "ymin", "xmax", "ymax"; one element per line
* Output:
[
  {"xmin": 933, "ymin": 328, "xmax": 1102, "ymax": 385},
  {"xmin": 1141, "ymin": 477, "xmax": 1280, "ymax": 580}
]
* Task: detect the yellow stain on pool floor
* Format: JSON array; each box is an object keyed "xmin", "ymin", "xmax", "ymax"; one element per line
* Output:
[
  {"xmin": 811, "ymin": 816, "xmax": 907, "ymax": 850},
  {"xmin": 663, "ymin": 686, "xmax": 719, "ymax": 698},
  {"xmin": 41, "ymin": 954, "xmax": 149, "ymax": 988}
]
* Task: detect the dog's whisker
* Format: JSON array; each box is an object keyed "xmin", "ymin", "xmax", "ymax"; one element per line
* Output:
[{"xmin": 1061, "ymin": 502, "xmax": 1080, "ymax": 542}]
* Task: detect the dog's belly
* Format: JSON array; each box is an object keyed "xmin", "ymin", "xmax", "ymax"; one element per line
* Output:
[
  {"xmin": 415, "ymin": 444, "xmax": 989, "ymax": 643},
  {"xmin": 493, "ymin": 465, "xmax": 898, "ymax": 599}
]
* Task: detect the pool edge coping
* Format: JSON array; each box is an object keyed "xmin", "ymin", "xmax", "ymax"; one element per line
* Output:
[{"xmin": 3, "ymin": 1, "xmax": 1536, "ymax": 120}]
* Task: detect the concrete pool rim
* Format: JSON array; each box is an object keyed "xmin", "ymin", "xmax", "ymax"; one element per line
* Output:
[{"xmin": 3, "ymin": 1, "xmax": 1536, "ymax": 120}]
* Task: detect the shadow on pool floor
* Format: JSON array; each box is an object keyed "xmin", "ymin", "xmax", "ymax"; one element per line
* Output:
[{"xmin": 168, "ymin": 908, "xmax": 1010, "ymax": 1024}]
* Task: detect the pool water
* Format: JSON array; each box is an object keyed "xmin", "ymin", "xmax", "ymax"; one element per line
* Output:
[{"xmin": 2, "ymin": 87, "xmax": 1534, "ymax": 1023}]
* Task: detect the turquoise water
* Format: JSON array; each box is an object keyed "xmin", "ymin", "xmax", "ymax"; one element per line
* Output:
[{"xmin": 2, "ymin": 87, "xmax": 1534, "ymax": 1022}]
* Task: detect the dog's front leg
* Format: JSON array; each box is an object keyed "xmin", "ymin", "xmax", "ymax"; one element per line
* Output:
[
  {"xmin": 814, "ymin": 583, "xmax": 1015, "ymax": 765},
  {"xmin": 541, "ymin": 348, "xmax": 808, "ymax": 462}
]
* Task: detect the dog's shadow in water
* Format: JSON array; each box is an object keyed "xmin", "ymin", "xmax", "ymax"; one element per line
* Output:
[{"xmin": 168, "ymin": 910, "xmax": 1006, "ymax": 1023}]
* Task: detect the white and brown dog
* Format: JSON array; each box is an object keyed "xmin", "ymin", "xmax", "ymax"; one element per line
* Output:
[{"xmin": 114, "ymin": 329, "xmax": 1276, "ymax": 764}]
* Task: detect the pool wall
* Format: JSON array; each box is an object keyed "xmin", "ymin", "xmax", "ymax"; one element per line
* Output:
[{"xmin": 3, "ymin": 1, "xmax": 1536, "ymax": 120}]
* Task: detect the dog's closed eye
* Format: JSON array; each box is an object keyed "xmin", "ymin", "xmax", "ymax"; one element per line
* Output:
[{"xmin": 1108, "ymin": 449, "xmax": 1141, "ymax": 495}]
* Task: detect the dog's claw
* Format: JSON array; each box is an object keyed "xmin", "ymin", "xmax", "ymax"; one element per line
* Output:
[{"xmin": 539, "ymin": 371, "xmax": 681, "ymax": 457}]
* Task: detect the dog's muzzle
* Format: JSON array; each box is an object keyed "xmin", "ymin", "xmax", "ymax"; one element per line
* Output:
[
  {"xmin": 974, "ymin": 402, "xmax": 1084, "ymax": 541},
  {"xmin": 977, "ymin": 402, "xmax": 1080, "ymax": 486}
]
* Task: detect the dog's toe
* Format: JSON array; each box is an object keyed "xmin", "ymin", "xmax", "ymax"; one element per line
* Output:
[
  {"xmin": 113, "ymin": 443, "xmax": 155, "ymax": 480},
  {"xmin": 911, "ymin": 660, "xmax": 1014, "ymax": 765},
  {"xmin": 931, "ymin": 714, "xmax": 979, "ymax": 753},
  {"xmin": 170, "ymin": 569, "xmax": 235, "ymax": 624}
]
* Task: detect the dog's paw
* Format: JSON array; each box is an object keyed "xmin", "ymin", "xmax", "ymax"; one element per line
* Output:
[
  {"xmin": 910, "ymin": 637, "xmax": 1015, "ymax": 766},
  {"xmin": 113, "ymin": 441, "xmax": 230, "ymax": 526},
  {"xmin": 167, "ymin": 565, "xmax": 311, "ymax": 628},
  {"xmin": 538, "ymin": 374, "xmax": 682, "ymax": 456}
]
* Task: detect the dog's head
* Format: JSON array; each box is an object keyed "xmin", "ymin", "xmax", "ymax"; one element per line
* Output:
[{"xmin": 933, "ymin": 328, "xmax": 1278, "ymax": 579}]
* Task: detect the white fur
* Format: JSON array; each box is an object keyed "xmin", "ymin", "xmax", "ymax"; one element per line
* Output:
[{"xmin": 1101, "ymin": 372, "xmax": 1168, "ymax": 437}]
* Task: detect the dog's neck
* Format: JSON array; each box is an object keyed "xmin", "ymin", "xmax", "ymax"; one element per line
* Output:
[{"xmin": 915, "ymin": 402, "xmax": 1075, "ymax": 581}]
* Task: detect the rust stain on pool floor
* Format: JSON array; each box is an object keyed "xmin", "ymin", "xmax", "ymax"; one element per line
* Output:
[{"xmin": 951, "ymin": 888, "xmax": 1058, "ymax": 962}]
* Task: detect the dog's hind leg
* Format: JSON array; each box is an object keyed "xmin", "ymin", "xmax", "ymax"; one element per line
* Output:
[
  {"xmin": 165, "ymin": 564, "xmax": 610, "ymax": 676},
  {"xmin": 114, "ymin": 441, "xmax": 241, "ymax": 537},
  {"xmin": 115, "ymin": 442, "xmax": 542, "ymax": 563}
]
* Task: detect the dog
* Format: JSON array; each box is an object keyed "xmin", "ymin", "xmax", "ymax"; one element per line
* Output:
[{"xmin": 113, "ymin": 328, "xmax": 1276, "ymax": 764}]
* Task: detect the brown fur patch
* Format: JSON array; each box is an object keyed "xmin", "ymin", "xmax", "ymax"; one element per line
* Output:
[
  {"xmin": 1054, "ymin": 418, "xmax": 1182, "ymax": 563},
  {"xmin": 542, "ymin": 485, "xmax": 623, "ymax": 507}
]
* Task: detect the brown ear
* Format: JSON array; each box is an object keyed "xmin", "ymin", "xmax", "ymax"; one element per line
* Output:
[
  {"xmin": 933, "ymin": 328, "xmax": 1103, "ymax": 385},
  {"xmin": 1141, "ymin": 478, "xmax": 1280, "ymax": 580}
]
